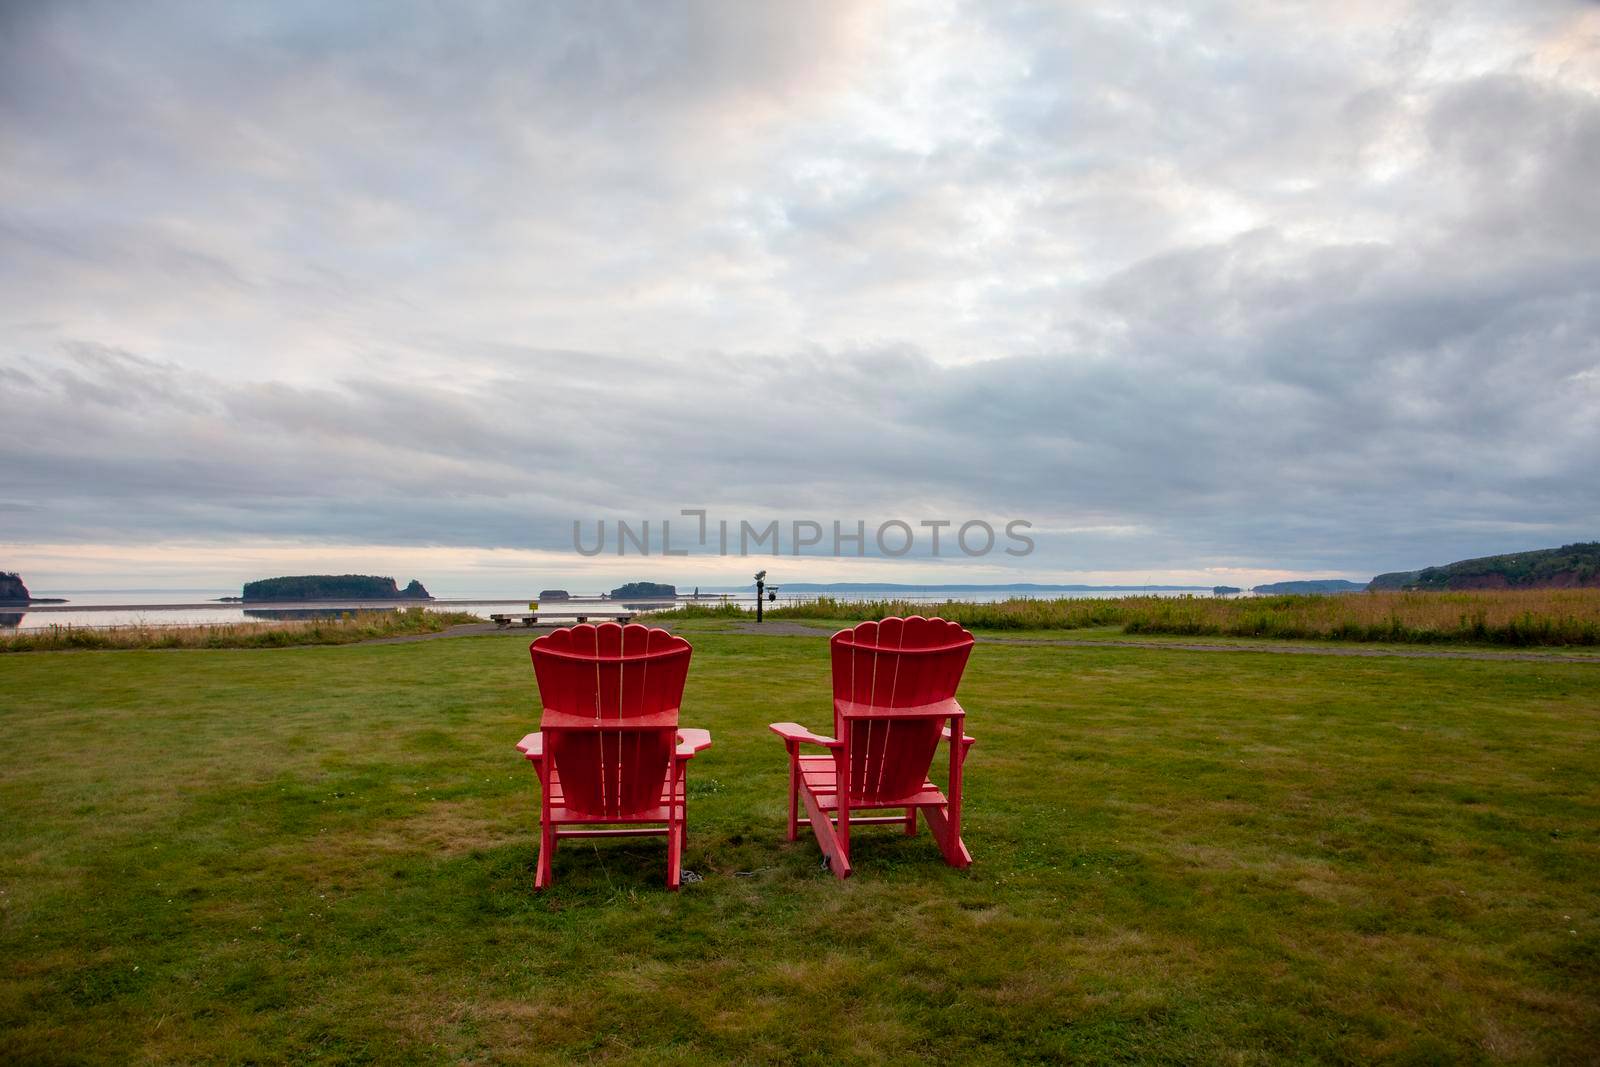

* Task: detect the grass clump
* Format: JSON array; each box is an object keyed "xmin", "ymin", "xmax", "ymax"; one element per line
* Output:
[{"xmin": 0, "ymin": 607, "xmax": 483, "ymax": 653}]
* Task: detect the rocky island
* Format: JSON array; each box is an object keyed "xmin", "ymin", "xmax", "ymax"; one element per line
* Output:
[
  {"xmin": 1251, "ymin": 580, "xmax": 1367, "ymax": 595},
  {"xmin": 0, "ymin": 571, "xmax": 66, "ymax": 605},
  {"xmin": 240, "ymin": 575, "xmax": 433, "ymax": 602},
  {"xmin": 0, "ymin": 572, "xmax": 31, "ymax": 605},
  {"xmin": 609, "ymin": 581, "xmax": 676, "ymax": 602}
]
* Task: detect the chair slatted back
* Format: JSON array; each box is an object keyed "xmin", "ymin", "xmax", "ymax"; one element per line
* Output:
[
  {"xmin": 530, "ymin": 622, "xmax": 691, "ymax": 818},
  {"xmin": 830, "ymin": 616, "xmax": 975, "ymax": 802}
]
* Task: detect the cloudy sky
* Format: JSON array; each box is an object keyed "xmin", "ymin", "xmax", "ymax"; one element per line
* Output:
[{"xmin": 2, "ymin": 1, "xmax": 1598, "ymax": 593}]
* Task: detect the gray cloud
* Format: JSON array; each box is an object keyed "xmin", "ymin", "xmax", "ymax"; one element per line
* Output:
[{"xmin": 2, "ymin": 1, "xmax": 1598, "ymax": 581}]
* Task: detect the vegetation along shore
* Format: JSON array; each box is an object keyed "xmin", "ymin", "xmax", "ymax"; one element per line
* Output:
[
  {"xmin": 662, "ymin": 589, "xmax": 1600, "ymax": 647},
  {"xmin": 0, "ymin": 608, "xmax": 481, "ymax": 653}
]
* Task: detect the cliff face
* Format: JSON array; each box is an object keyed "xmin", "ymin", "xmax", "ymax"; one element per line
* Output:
[
  {"xmin": 242, "ymin": 575, "xmax": 433, "ymax": 601},
  {"xmin": 1369, "ymin": 543, "xmax": 1600, "ymax": 591},
  {"xmin": 0, "ymin": 572, "xmax": 30, "ymax": 604}
]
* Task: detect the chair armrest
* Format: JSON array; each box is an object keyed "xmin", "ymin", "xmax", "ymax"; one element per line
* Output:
[
  {"xmin": 769, "ymin": 722, "xmax": 842, "ymax": 748},
  {"xmin": 676, "ymin": 727, "xmax": 712, "ymax": 758},
  {"xmin": 940, "ymin": 725, "xmax": 976, "ymax": 746},
  {"xmin": 515, "ymin": 731, "xmax": 543, "ymax": 760}
]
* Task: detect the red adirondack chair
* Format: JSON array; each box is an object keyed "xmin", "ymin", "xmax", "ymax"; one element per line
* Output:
[
  {"xmin": 515, "ymin": 622, "xmax": 711, "ymax": 890},
  {"xmin": 770, "ymin": 616, "xmax": 977, "ymax": 879}
]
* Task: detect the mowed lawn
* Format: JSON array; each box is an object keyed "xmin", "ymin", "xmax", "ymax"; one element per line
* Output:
[{"xmin": 2, "ymin": 625, "xmax": 1597, "ymax": 1064}]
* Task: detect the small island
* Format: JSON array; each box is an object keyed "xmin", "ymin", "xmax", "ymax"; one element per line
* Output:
[
  {"xmin": 610, "ymin": 581, "xmax": 676, "ymax": 601},
  {"xmin": 1, "ymin": 572, "xmax": 32, "ymax": 606},
  {"xmin": 1212, "ymin": 585, "xmax": 1242, "ymax": 595},
  {"xmin": 1251, "ymin": 580, "xmax": 1367, "ymax": 595},
  {"xmin": 0, "ymin": 571, "xmax": 67, "ymax": 606},
  {"xmin": 241, "ymin": 575, "xmax": 433, "ymax": 602},
  {"xmin": 538, "ymin": 589, "xmax": 571, "ymax": 601}
]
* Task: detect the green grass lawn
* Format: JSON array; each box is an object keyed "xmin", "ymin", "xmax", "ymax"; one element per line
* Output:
[{"xmin": 2, "ymin": 626, "xmax": 1597, "ymax": 1063}]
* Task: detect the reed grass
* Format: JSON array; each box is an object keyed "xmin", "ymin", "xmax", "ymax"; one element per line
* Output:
[
  {"xmin": 0, "ymin": 607, "xmax": 484, "ymax": 653},
  {"xmin": 762, "ymin": 589, "xmax": 1600, "ymax": 646},
  {"xmin": 653, "ymin": 601, "xmax": 750, "ymax": 620}
]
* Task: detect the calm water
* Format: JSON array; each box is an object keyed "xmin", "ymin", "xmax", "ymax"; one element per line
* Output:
[
  {"xmin": 5, "ymin": 587, "xmax": 1234, "ymax": 631},
  {"xmin": 7, "ymin": 593, "xmax": 628, "ymax": 631}
]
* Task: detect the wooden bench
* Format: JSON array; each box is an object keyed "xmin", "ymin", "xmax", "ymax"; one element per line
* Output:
[{"xmin": 489, "ymin": 611, "xmax": 637, "ymax": 629}]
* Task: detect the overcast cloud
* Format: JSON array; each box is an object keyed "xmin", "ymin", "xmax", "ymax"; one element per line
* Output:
[{"xmin": 2, "ymin": 1, "xmax": 1598, "ymax": 590}]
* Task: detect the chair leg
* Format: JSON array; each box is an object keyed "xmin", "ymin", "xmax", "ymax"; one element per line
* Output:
[
  {"xmin": 785, "ymin": 746, "xmax": 800, "ymax": 841},
  {"xmin": 837, "ymin": 798, "xmax": 850, "ymax": 865},
  {"xmin": 666, "ymin": 765, "xmax": 683, "ymax": 891},
  {"xmin": 534, "ymin": 820, "xmax": 555, "ymax": 890},
  {"xmin": 904, "ymin": 806, "xmax": 918, "ymax": 835},
  {"xmin": 921, "ymin": 804, "xmax": 973, "ymax": 869},
  {"xmin": 667, "ymin": 821, "xmax": 683, "ymax": 891},
  {"xmin": 798, "ymin": 783, "xmax": 852, "ymax": 880},
  {"xmin": 677, "ymin": 759, "xmax": 690, "ymax": 851}
]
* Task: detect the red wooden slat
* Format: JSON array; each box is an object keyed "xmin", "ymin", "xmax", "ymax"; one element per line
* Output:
[
  {"xmin": 830, "ymin": 633, "xmax": 850, "ymax": 709},
  {"xmin": 833, "ymin": 636, "xmax": 975, "ymax": 656},
  {"xmin": 645, "ymin": 627, "xmax": 671, "ymax": 715},
  {"xmin": 908, "ymin": 616, "xmax": 943, "ymax": 705},
  {"xmin": 835, "ymin": 697, "xmax": 963, "ymax": 719},
  {"xmin": 539, "ymin": 709, "xmax": 678, "ymax": 730},
  {"xmin": 620, "ymin": 624, "xmax": 648, "ymax": 719},
  {"xmin": 532, "ymin": 645, "xmax": 691, "ymax": 665},
  {"xmin": 849, "ymin": 621, "xmax": 880, "ymax": 724},
  {"xmin": 620, "ymin": 624, "xmax": 644, "ymax": 809},
  {"xmin": 596, "ymin": 621, "xmax": 622, "ymax": 719},
  {"xmin": 595, "ymin": 623, "xmax": 622, "ymax": 811}
]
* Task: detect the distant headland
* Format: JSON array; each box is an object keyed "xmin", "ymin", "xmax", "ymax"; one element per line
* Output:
[
  {"xmin": 233, "ymin": 575, "xmax": 434, "ymax": 602},
  {"xmin": 1369, "ymin": 542, "xmax": 1600, "ymax": 591}
]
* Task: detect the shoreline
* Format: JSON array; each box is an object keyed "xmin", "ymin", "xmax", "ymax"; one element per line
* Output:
[{"xmin": 17, "ymin": 598, "xmax": 534, "ymax": 613}]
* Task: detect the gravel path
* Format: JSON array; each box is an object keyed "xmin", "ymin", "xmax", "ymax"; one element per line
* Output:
[
  {"xmin": 360, "ymin": 618, "xmax": 1600, "ymax": 664},
  {"xmin": 708, "ymin": 621, "xmax": 1600, "ymax": 664},
  {"xmin": 359, "ymin": 620, "xmax": 684, "ymax": 645}
]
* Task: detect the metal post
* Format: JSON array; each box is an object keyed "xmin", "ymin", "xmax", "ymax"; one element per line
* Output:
[{"xmin": 754, "ymin": 570, "xmax": 765, "ymax": 623}]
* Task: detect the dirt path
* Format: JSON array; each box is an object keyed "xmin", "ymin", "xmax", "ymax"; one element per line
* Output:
[
  {"xmin": 360, "ymin": 618, "xmax": 1600, "ymax": 664},
  {"xmin": 359, "ymin": 620, "xmax": 685, "ymax": 645},
  {"xmin": 706, "ymin": 621, "xmax": 1600, "ymax": 664},
  {"xmin": 982, "ymin": 636, "xmax": 1600, "ymax": 664},
  {"xmin": 359, "ymin": 622, "xmax": 508, "ymax": 644}
]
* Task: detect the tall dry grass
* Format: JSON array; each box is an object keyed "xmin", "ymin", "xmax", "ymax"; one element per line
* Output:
[
  {"xmin": 0, "ymin": 608, "xmax": 485, "ymax": 653},
  {"xmin": 765, "ymin": 590, "xmax": 1600, "ymax": 646}
]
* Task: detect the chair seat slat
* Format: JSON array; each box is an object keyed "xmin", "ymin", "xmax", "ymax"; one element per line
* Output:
[{"xmin": 834, "ymin": 697, "xmax": 964, "ymax": 720}]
